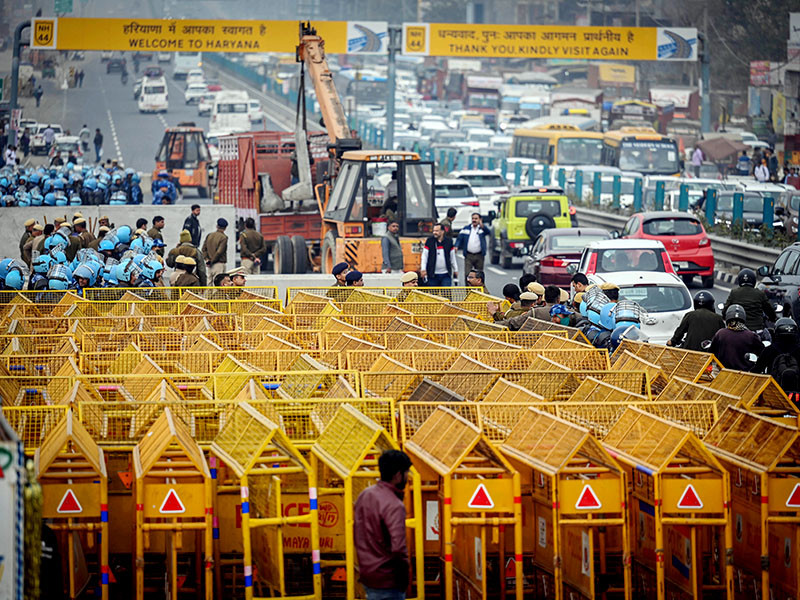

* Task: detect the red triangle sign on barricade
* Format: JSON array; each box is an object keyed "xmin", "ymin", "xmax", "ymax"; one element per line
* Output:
[
  {"xmin": 177, "ymin": 575, "xmax": 187, "ymax": 589},
  {"xmin": 57, "ymin": 489, "xmax": 83, "ymax": 514},
  {"xmin": 159, "ymin": 488, "xmax": 186, "ymax": 514},
  {"xmin": 504, "ymin": 557, "xmax": 516, "ymax": 579},
  {"xmin": 786, "ymin": 483, "xmax": 800, "ymax": 508},
  {"xmin": 575, "ymin": 484, "xmax": 602, "ymax": 510},
  {"xmin": 467, "ymin": 483, "xmax": 495, "ymax": 509},
  {"xmin": 677, "ymin": 483, "xmax": 703, "ymax": 510}
]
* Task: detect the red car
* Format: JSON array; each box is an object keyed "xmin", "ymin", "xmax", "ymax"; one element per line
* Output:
[
  {"xmin": 523, "ymin": 227, "xmax": 611, "ymax": 286},
  {"xmin": 620, "ymin": 211, "xmax": 714, "ymax": 288}
]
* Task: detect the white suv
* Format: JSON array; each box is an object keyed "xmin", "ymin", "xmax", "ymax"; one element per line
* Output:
[
  {"xmin": 434, "ymin": 178, "xmax": 480, "ymax": 231},
  {"xmin": 448, "ymin": 169, "xmax": 509, "ymax": 223}
]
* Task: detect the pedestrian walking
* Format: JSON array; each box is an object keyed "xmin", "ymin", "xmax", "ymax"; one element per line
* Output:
[
  {"xmin": 20, "ymin": 129, "xmax": 30, "ymax": 157},
  {"xmin": 77, "ymin": 69, "xmax": 84, "ymax": 87},
  {"xmin": 34, "ymin": 84, "xmax": 43, "ymax": 108},
  {"xmin": 202, "ymin": 218, "xmax": 229, "ymax": 280},
  {"xmin": 420, "ymin": 223, "xmax": 457, "ymax": 287},
  {"xmin": 79, "ymin": 124, "xmax": 91, "ymax": 153},
  {"xmin": 691, "ymin": 145, "xmax": 704, "ymax": 178},
  {"xmin": 455, "ymin": 212, "xmax": 490, "ymax": 280},
  {"xmin": 4, "ymin": 145, "xmax": 17, "ymax": 168},
  {"xmin": 93, "ymin": 128, "xmax": 104, "ymax": 163},
  {"xmin": 755, "ymin": 158, "xmax": 770, "ymax": 183},
  {"xmin": 353, "ymin": 450, "xmax": 412, "ymax": 600},
  {"xmin": 182, "ymin": 204, "xmax": 202, "ymax": 247},
  {"xmin": 43, "ymin": 125, "xmax": 55, "ymax": 152},
  {"xmin": 239, "ymin": 217, "xmax": 266, "ymax": 274}
]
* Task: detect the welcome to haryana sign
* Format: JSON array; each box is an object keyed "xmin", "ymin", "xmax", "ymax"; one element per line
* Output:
[{"xmin": 30, "ymin": 18, "xmax": 389, "ymax": 54}]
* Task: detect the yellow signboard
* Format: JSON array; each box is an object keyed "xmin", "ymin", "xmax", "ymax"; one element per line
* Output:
[
  {"xmin": 402, "ymin": 23, "xmax": 698, "ymax": 61},
  {"xmin": 31, "ymin": 18, "xmax": 350, "ymax": 53},
  {"xmin": 598, "ymin": 63, "xmax": 636, "ymax": 84}
]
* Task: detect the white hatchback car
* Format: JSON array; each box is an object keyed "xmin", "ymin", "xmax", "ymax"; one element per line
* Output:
[
  {"xmin": 185, "ymin": 82, "xmax": 209, "ymax": 104},
  {"xmin": 248, "ymin": 99, "xmax": 266, "ymax": 123},
  {"xmin": 185, "ymin": 69, "xmax": 205, "ymax": 88},
  {"xmin": 587, "ymin": 271, "xmax": 692, "ymax": 345},
  {"xmin": 434, "ymin": 178, "xmax": 480, "ymax": 231}
]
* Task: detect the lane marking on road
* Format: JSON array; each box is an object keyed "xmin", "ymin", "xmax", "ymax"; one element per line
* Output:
[
  {"xmin": 157, "ymin": 113, "xmax": 169, "ymax": 128},
  {"xmin": 487, "ymin": 267, "xmax": 507, "ymax": 275},
  {"xmin": 106, "ymin": 108, "xmax": 124, "ymax": 165}
]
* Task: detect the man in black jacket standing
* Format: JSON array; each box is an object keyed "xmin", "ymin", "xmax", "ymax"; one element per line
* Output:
[
  {"xmin": 183, "ymin": 204, "xmax": 202, "ymax": 247},
  {"xmin": 420, "ymin": 223, "xmax": 457, "ymax": 287}
]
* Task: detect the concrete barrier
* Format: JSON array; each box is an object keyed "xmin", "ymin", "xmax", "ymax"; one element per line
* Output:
[{"xmin": 6, "ymin": 205, "xmax": 237, "ymax": 266}]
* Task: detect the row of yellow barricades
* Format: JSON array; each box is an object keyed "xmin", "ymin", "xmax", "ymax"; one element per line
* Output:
[{"xmin": 26, "ymin": 396, "xmax": 800, "ymax": 600}]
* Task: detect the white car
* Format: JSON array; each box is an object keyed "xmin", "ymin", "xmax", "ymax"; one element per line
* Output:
[
  {"xmin": 248, "ymin": 99, "xmax": 266, "ymax": 123},
  {"xmin": 587, "ymin": 271, "xmax": 692, "ymax": 345},
  {"xmin": 31, "ymin": 123, "xmax": 63, "ymax": 155},
  {"xmin": 449, "ymin": 169, "xmax": 509, "ymax": 220},
  {"xmin": 197, "ymin": 93, "xmax": 217, "ymax": 117},
  {"xmin": 49, "ymin": 135, "xmax": 83, "ymax": 164},
  {"xmin": 433, "ymin": 178, "xmax": 481, "ymax": 231},
  {"xmin": 157, "ymin": 52, "xmax": 171, "ymax": 63},
  {"xmin": 185, "ymin": 69, "xmax": 205, "ymax": 88},
  {"xmin": 185, "ymin": 82, "xmax": 209, "ymax": 104}
]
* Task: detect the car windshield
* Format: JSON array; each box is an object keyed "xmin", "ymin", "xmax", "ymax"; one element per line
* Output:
[
  {"xmin": 556, "ymin": 138, "xmax": 603, "ymax": 166},
  {"xmin": 550, "ymin": 234, "xmax": 608, "ymax": 250},
  {"xmin": 642, "ymin": 218, "xmax": 703, "ymax": 236},
  {"xmin": 436, "ymin": 184, "xmax": 473, "ymax": 198},
  {"xmin": 460, "ymin": 174, "xmax": 505, "ymax": 188},
  {"xmin": 618, "ymin": 284, "xmax": 692, "ymax": 313},
  {"xmin": 515, "ymin": 199, "xmax": 562, "ymax": 218},
  {"xmin": 791, "ymin": 194, "xmax": 800, "ymax": 211},
  {"xmin": 716, "ymin": 193, "xmax": 763, "ymax": 212},
  {"xmin": 618, "ymin": 140, "xmax": 680, "ymax": 175},
  {"xmin": 144, "ymin": 85, "xmax": 165, "ymax": 94},
  {"xmin": 595, "ymin": 248, "xmax": 664, "ymax": 272},
  {"xmin": 217, "ymin": 103, "xmax": 248, "ymax": 113},
  {"xmin": 55, "ymin": 142, "xmax": 78, "ymax": 152}
]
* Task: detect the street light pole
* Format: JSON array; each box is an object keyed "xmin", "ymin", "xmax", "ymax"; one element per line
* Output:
[
  {"xmin": 385, "ymin": 26, "xmax": 401, "ymax": 151},
  {"xmin": 8, "ymin": 21, "xmax": 31, "ymax": 147}
]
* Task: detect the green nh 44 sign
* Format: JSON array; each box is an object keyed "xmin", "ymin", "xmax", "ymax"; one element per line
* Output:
[{"xmin": 54, "ymin": 0, "xmax": 73, "ymax": 15}]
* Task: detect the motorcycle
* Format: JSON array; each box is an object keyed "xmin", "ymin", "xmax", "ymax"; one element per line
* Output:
[{"xmin": 120, "ymin": 71, "xmax": 128, "ymax": 85}]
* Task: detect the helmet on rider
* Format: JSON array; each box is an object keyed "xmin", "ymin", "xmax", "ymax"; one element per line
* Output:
[
  {"xmin": 47, "ymin": 264, "xmax": 72, "ymax": 290},
  {"xmin": 33, "ymin": 255, "xmax": 53, "ymax": 275},
  {"xmin": 724, "ymin": 304, "xmax": 747, "ymax": 324},
  {"xmin": 774, "ymin": 317, "xmax": 799, "ymax": 343},
  {"xmin": 693, "ymin": 290, "xmax": 715, "ymax": 311},
  {"xmin": 736, "ymin": 268, "xmax": 757, "ymax": 287}
]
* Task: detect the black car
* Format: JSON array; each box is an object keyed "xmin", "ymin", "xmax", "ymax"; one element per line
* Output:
[
  {"xmin": 758, "ymin": 242, "xmax": 800, "ymax": 317},
  {"xmin": 106, "ymin": 58, "xmax": 126, "ymax": 74}
]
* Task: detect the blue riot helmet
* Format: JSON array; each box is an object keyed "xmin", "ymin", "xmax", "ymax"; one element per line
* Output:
[
  {"xmin": 140, "ymin": 256, "xmax": 164, "ymax": 281},
  {"xmin": 578, "ymin": 300, "xmax": 588, "ymax": 317},
  {"xmin": 2, "ymin": 194, "xmax": 16, "ymax": 207},
  {"xmin": 53, "ymin": 178, "xmax": 65, "ymax": 191},
  {"xmin": 49, "ymin": 249, "xmax": 68, "ymax": 265},
  {"xmin": 33, "ymin": 254, "xmax": 53, "ymax": 275},
  {"xmin": 29, "ymin": 172, "xmax": 41, "ymax": 187},
  {"xmin": 131, "ymin": 172, "xmax": 141, "ymax": 184},
  {"xmin": 610, "ymin": 324, "xmax": 649, "ymax": 354},
  {"xmin": 84, "ymin": 177, "xmax": 98, "ymax": 191},
  {"xmin": 587, "ymin": 306, "xmax": 602, "ymax": 326},
  {"xmin": 86, "ymin": 261, "xmax": 103, "ymax": 286},
  {"xmin": 115, "ymin": 226, "xmax": 132, "ymax": 245},
  {"xmin": 72, "ymin": 263, "xmax": 93, "ymax": 284},
  {"xmin": 0, "ymin": 258, "xmax": 13, "ymax": 281},
  {"xmin": 69, "ymin": 194, "xmax": 82, "ymax": 205},
  {"xmin": 5, "ymin": 268, "xmax": 24, "ymax": 291},
  {"xmin": 614, "ymin": 300, "xmax": 646, "ymax": 329},
  {"xmin": 43, "ymin": 192, "xmax": 56, "ymax": 206},
  {"xmin": 19, "ymin": 192, "xmax": 34, "ymax": 207},
  {"xmin": 112, "ymin": 172, "xmax": 123, "ymax": 185},
  {"xmin": 109, "ymin": 191, "xmax": 127, "ymax": 205},
  {"xmin": 599, "ymin": 303, "xmax": 616, "ymax": 331},
  {"xmin": 17, "ymin": 174, "xmax": 27, "ymax": 188},
  {"xmin": 130, "ymin": 234, "xmax": 152, "ymax": 254},
  {"xmin": 47, "ymin": 264, "xmax": 71, "ymax": 290},
  {"xmin": 55, "ymin": 192, "xmax": 68, "ymax": 206},
  {"xmin": 99, "ymin": 235, "xmax": 118, "ymax": 254},
  {"xmin": 114, "ymin": 259, "xmax": 132, "ymax": 285},
  {"xmin": 0, "ymin": 176, "xmax": 9, "ymax": 190}
]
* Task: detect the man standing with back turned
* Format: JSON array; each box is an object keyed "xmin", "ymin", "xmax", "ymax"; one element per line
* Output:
[{"xmin": 354, "ymin": 450, "xmax": 412, "ymax": 600}]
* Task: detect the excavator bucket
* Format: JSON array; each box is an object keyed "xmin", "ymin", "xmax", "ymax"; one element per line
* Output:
[{"xmin": 282, "ymin": 128, "xmax": 315, "ymax": 205}]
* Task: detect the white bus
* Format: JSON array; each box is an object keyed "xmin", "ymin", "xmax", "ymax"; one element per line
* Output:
[
  {"xmin": 210, "ymin": 90, "xmax": 251, "ymax": 133},
  {"xmin": 138, "ymin": 77, "xmax": 169, "ymax": 113},
  {"xmin": 174, "ymin": 52, "xmax": 202, "ymax": 79}
]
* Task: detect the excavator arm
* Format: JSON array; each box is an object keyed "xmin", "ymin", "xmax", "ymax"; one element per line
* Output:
[{"xmin": 296, "ymin": 21, "xmax": 362, "ymax": 159}]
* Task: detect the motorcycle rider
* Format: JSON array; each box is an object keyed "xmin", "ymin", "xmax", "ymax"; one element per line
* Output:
[
  {"xmin": 709, "ymin": 304, "xmax": 764, "ymax": 370},
  {"xmin": 723, "ymin": 268, "xmax": 776, "ymax": 341},
  {"xmin": 753, "ymin": 317, "xmax": 800, "ymax": 398},
  {"xmin": 667, "ymin": 291, "xmax": 725, "ymax": 351}
]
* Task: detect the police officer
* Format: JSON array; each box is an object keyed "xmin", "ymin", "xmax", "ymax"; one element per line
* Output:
[
  {"xmin": 202, "ymin": 218, "xmax": 229, "ymax": 281},
  {"xmin": 166, "ymin": 229, "xmax": 207, "ymax": 286},
  {"xmin": 723, "ymin": 268, "xmax": 776, "ymax": 340},
  {"xmin": 489, "ymin": 291, "xmax": 538, "ymax": 330},
  {"xmin": 668, "ymin": 290, "xmax": 725, "ymax": 351}
]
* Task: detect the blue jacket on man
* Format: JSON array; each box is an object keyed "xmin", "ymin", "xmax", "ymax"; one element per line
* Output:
[{"xmin": 455, "ymin": 223, "xmax": 490, "ymax": 255}]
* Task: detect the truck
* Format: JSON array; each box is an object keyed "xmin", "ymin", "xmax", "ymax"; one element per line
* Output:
[
  {"xmin": 153, "ymin": 123, "xmax": 213, "ymax": 197},
  {"xmin": 463, "ymin": 75, "xmax": 503, "ymax": 127},
  {"xmin": 214, "ymin": 22, "xmax": 436, "ymax": 275}
]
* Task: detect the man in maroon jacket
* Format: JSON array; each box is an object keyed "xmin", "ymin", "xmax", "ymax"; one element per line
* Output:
[{"xmin": 353, "ymin": 450, "xmax": 413, "ymax": 599}]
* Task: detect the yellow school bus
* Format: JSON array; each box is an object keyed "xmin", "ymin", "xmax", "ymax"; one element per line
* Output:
[
  {"xmin": 601, "ymin": 128, "xmax": 682, "ymax": 176},
  {"xmin": 510, "ymin": 124, "xmax": 605, "ymax": 166}
]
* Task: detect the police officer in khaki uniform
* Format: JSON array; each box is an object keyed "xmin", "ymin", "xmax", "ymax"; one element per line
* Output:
[
  {"xmin": 22, "ymin": 224, "xmax": 43, "ymax": 268},
  {"xmin": 61, "ymin": 223, "xmax": 82, "ymax": 262},
  {"xmin": 19, "ymin": 218, "xmax": 36, "ymax": 260},
  {"xmin": 239, "ymin": 217, "xmax": 266, "ymax": 274},
  {"xmin": 202, "ymin": 218, "xmax": 229, "ymax": 281},
  {"xmin": 166, "ymin": 230, "xmax": 207, "ymax": 286},
  {"xmin": 174, "ymin": 255, "xmax": 201, "ymax": 287},
  {"xmin": 148, "ymin": 216, "xmax": 165, "ymax": 256},
  {"xmin": 73, "ymin": 218, "xmax": 95, "ymax": 248}
]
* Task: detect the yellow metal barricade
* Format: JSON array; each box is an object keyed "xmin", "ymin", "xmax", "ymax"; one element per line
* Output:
[
  {"xmin": 704, "ymin": 407, "xmax": 800, "ymax": 600},
  {"xmin": 517, "ymin": 316, "xmax": 592, "ymax": 344},
  {"xmin": 612, "ymin": 339, "xmax": 722, "ymax": 382},
  {"xmin": 499, "ymin": 407, "xmax": 631, "ymax": 600},
  {"xmin": 35, "ymin": 408, "xmax": 109, "ymax": 599},
  {"xmin": 210, "ymin": 402, "xmax": 322, "ymax": 600},
  {"xmin": 602, "ymin": 407, "xmax": 732, "ymax": 600},
  {"xmin": 309, "ymin": 403, "xmax": 424, "ymax": 599},
  {"xmin": 134, "ymin": 408, "xmax": 213, "ymax": 600},
  {"xmin": 706, "ymin": 369, "xmax": 799, "ymax": 422},
  {"xmin": 83, "ymin": 285, "xmax": 279, "ymax": 303},
  {"xmin": 404, "ymin": 407, "xmax": 523, "ymax": 600},
  {"xmin": 612, "ymin": 350, "xmax": 670, "ymax": 396}
]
